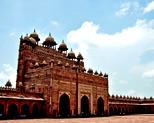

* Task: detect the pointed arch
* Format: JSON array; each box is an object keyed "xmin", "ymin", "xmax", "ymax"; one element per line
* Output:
[
  {"xmin": 59, "ymin": 94, "xmax": 70, "ymax": 117},
  {"xmin": 81, "ymin": 95, "xmax": 89, "ymax": 115},
  {"xmin": 114, "ymin": 107, "xmax": 117, "ymax": 115},
  {"xmin": 8, "ymin": 103, "xmax": 18, "ymax": 118},
  {"xmin": 32, "ymin": 104, "xmax": 39, "ymax": 118},
  {"xmin": 21, "ymin": 104, "xmax": 29, "ymax": 118},
  {"xmin": 97, "ymin": 97, "xmax": 104, "ymax": 116},
  {"xmin": 122, "ymin": 107, "xmax": 125, "ymax": 114},
  {"xmin": 118, "ymin": 107, "xmax": 121, "ymax": 114},
  {"xmin": 0, "ymin": 103, "xmax": 4, "ymax": 118},
  {"xmin": 109, "ymin": 106, "xmax": 113, "ymax": 115}
]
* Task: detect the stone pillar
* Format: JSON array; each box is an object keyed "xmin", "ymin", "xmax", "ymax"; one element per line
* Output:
[
  {"xmin": 6, "ymin": 102, "xmax": 9, "ymax": 116},
  {"xmin": 18, "ymin": 103, "xmax": 21, "ymax": 118},
  {"xmin": 49, "ymin": 61, "xmax": 54, "ymax": 117}
]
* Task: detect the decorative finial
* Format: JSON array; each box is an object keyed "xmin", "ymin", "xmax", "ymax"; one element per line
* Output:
[
  {"xmin": 26, "ymin": 33, "xmax": 28, "ymax": 36},
  {"xmin": 62, "ymin": 40, "xmax": 64, "ymax": 43},
  {"xmin": 71, "ymin": 48, "xmax": 72, "ymax": 51},
  {"xmin": 49, "ymin": 33, "xmax": 51, "ymax": 36},
  {"xmin": 34, "ymin": 29, "xmax": 35, "ymax": 32}
]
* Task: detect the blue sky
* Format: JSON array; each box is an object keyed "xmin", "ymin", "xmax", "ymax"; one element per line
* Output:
[{"xmin": 0, "ymin": 0, "xmax": 154, "ymax": 98}]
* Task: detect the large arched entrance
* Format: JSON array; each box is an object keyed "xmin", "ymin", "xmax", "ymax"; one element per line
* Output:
[
  {"xmin": 132, "ymin": 107, "xmax": 135, "ymax": 114},
  {"xmin": 129, "ymin": 107, "xmax": 132, "ymax": 113},
  {"xmin": 32, "ymin": 104, "xmax": 39, "ymax": 118},
  {"xmin": 122, "ymin": 107, "xmax": 125, "ymax": 114},
  {"xmin": 114, "ymin": 107, "xmax": 117, "ymax": 115},
  {"xmin": 81, "ymin": 96, "xmax": 89, "ymax": 115},
  {"xmin": 126, "ymin": 107, "xmax": 129, "ymax": 114},
  {"xmin": 8, "ymin": 103, "xmax": 18, "ymax": 118},
  {"xmin": 0, "ymin": 103, "xmax": 4, "ymax": 118},
  {"xmin": 21, "ymin": 104, "xmax": 29, "ymax": 118},
  {"xmin": 97, "ymin": 97, "xmax": 104, "ymax": 116},
  {"xmin": 59, "ymin": 94, "xmax": 70, "ymax": 117},
  {"xmin": 118, "ymin": 107, "xmax": 121, "ymax": 114},
  {"xmin": 109, "ymin": 107, "xmax": 113, "ymax": 115}
]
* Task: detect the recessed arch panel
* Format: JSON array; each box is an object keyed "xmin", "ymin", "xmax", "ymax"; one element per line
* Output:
[
  {"xmin": 97, "ymin": 97, "xmax": 104, "ymax": 115},
  {"xmin": 59, "ymin": 94, "xmax": 70, "ymax": 117}
]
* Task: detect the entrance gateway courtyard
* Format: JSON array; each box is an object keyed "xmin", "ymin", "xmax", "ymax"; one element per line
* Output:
[
  {"xmin": 0, "ymin": 30, "xmax": 154, "ymax": 119},
  {"xmin": 1, "ymin": 114, "xmax": 154, "ymax": 123}
]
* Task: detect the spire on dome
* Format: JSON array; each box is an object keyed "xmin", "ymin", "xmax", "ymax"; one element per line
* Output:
[
  {"xmin": 67, "ymin": 48, "xmax": 76, "ymax": 59},
  {"xmin": 58, "ymin": 40, "xmax": 68, "ymax": 52}
]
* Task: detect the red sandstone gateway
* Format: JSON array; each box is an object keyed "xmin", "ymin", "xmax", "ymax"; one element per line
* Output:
[{"xmin": 0, "ymin": 30, "xmax": 153, "ymax": 119}]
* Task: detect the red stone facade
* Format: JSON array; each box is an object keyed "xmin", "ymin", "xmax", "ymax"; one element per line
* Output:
[
  {"xmin": 0, "ymin": 30, "xmax": 154, "ymax": 119},
  {"xmin": 0, "ymin": 87, "xmax": 43, "ymax": 119},
  {"xmin": 15, "ymin": 30, "xmax": 109, "ymax": 117},
  {"xmin": 109, "ymin": 94, "xmax": 154, "ymax": 115}
]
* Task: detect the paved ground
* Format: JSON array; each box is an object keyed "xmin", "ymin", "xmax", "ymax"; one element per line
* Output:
[{"xmin": 1, "ymin": 114, "xmax": 154, "ymax": 123}]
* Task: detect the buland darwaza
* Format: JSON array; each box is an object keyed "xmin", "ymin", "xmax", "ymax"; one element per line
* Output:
[{"xmin": 0, "ymin": 30, "xmax": 154, "ymax": 119}]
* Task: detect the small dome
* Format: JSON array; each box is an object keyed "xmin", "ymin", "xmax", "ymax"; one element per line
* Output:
[
  {"xmin": 112, "ymin": 94, "xmax": 115, "ymax": 98},
  {"xmin": 116, "ymin": 95, "xmax": 119, "ymax": 98},
  {"xmin": 81, "ymin": 67, "xmax": 86, "ymax": 72},
  {"xmin": 57, "ymin": 61, "xmax": 62, "ymax": 66},
  {"xmin": 58, "ymin": 40, "xmax": 68, "ymax": 51},
  {"xmin": 34, "ymin": 62, "xmax": 39, "ymax": 67},
  {"xmin": 23, "ymin": 34, "xmax": 30, "ymax": 42},
  {"xmin": 120, "ymin": 95, "xmax": 122, "ymax": 98},
  {"xmin": 30, "ymin": 83, "xmax": 35, "ymax": 89},
  {"xmin": 50, "ymin": 59, "xmax": 55, "ymax": 63},
  {"xmin": 65, "ymin": 63, "xmax": 70, "ymax": 67},
  {"xmin": 31, "ymin": 83, "xmax": 34, "ymax": 86},
  {"xmin": 18, "ymin": 82, "xmax": 23, "ymax": 87},
  {"xmin": 5, "ymin": 80, "xmax": 12, "ymax": 87},
  {"xmin": 42, "ymin": 60, "xmax": 47, "ymax": 65},
  {"xmin": 99, "ymin": 72, "xmax": 103, "ymax": 76},
  {"xmin": 94, "ymin": 71, "xmax": 98, "ymax": 75},
  {"xmin": 67, "ymin": 48, "xmax": 76, "ymax": 59},
  {"xmin": 30, "ymin": 29, "xmax": 40, "ymax": 41},
  {"xmin": 150, "ymin": 96, "xmax": 153, "ymax": 100},
  {"xmin": 104, "ymin": 73, "xmax": 108, "ymax": 77},
  {"xmin": 77, "ymin": 52, "xmax": 83, "ymax": 61},
  {"xmin": 29, "ymin": 37, "xmax": 36, "ymax": 45},
  {"xmin": 72, "ymin": 64, "xmax": 77, "ymax": 69},
  {"xmin": 88, "ymin": 68, "xmax": 93, "ymax": 74},
  {"xmin": 43, "ymin": 33, "xmax": 57, "ymax": 46}
]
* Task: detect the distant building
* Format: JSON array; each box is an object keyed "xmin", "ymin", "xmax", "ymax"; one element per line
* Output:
[{"xmin": 0, "ymin": 30, "xmax": 153, "ymax": 119}]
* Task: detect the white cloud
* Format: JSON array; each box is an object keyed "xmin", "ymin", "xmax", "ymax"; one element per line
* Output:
[
  {"xmin": 115, "ymin": 3, "xmax": 131, "ymax": 16},
  {"xmin": 0, "ymin": 64, "xmax": 16, "ymax": 87},
  {"xmin": 143, "ymin": 1, "xmax": 154, "ymax": 14},
  {"xmin": 67, "ymin": 19, "xmax": 154, "ymax": 49},
  {"xmin": 66, "ymin": 19, "xmax": 154, "ymax": 95},
  {"xmin": 50, "ymin": 21, "xmax": 59, "ymax": 26},
  {"xmin": 115, "ymin": 2, "xmax": 139, "ymax": 16},
  {"xmin": 131, "ymin": 61, "xmax": 154, "ymax": 76},
  {"xmin": 119, "ymin": 80, "xmax": 128, "ymax": 84},
  {"xmin": 127, "ymin": 89, "xmax": 136, "ymax": 95},
  {"xmin": 9, "ymin": 32, "xmax": 16, "ymax": 36},
  {"xmin": 143, "ymin": 69, "xmax": 154, "ymax": 78}
]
